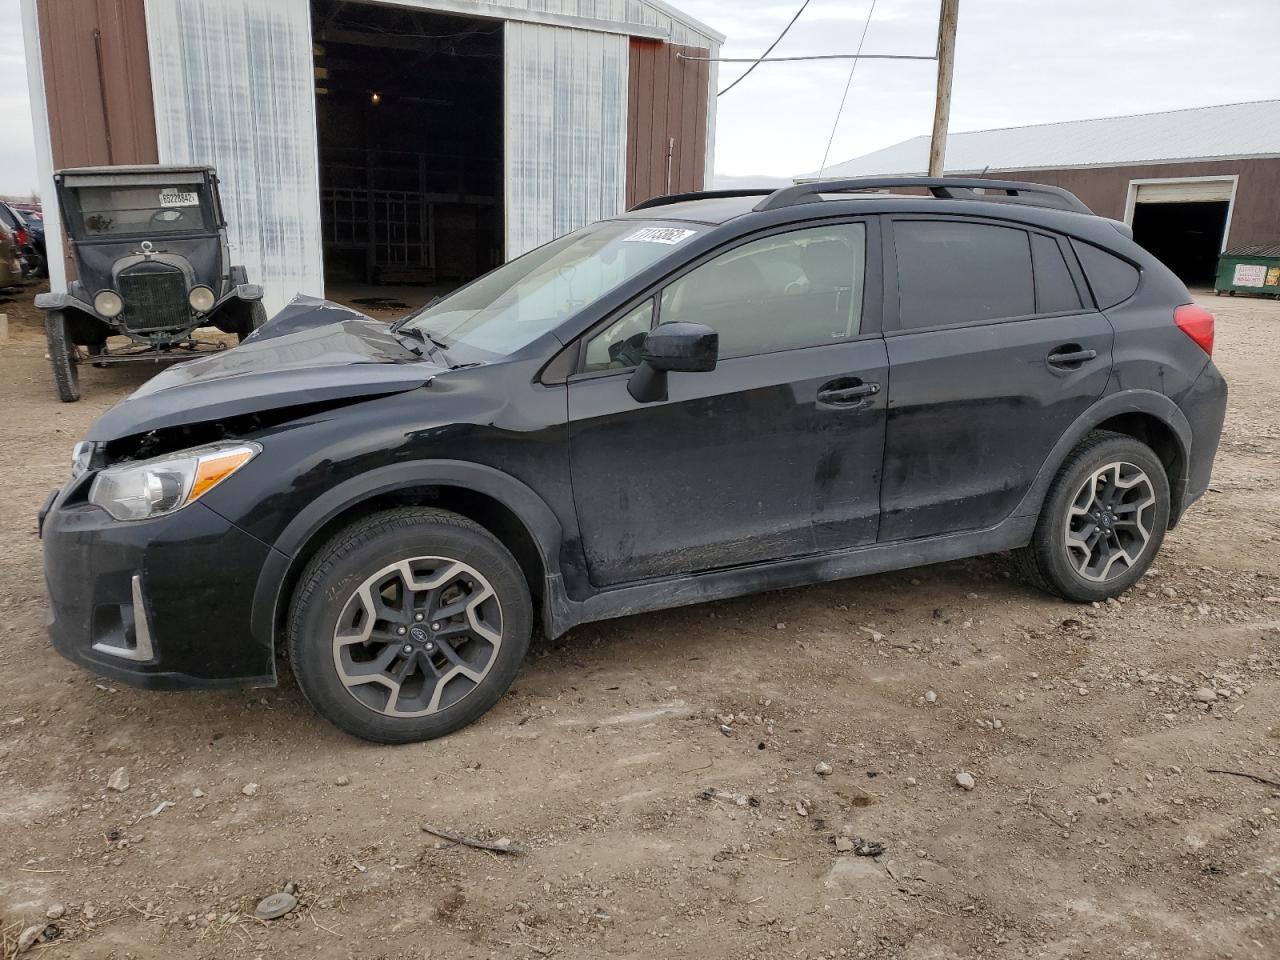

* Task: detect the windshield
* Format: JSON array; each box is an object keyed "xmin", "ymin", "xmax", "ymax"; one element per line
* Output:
[
  {"xmin": 399, "ymin": 219, "xmax": 706, "ymax": 356},
  {"xmin": 71, "ymin": 185, "xmax": 210, "ymax": 237}
]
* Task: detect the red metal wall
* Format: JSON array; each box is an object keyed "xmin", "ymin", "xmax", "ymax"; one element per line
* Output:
[
  {"xmin": 626, "ymin": 39, "xmax": 709, "ymax": 209},
  {"xmin": 37, "ymin": 0, "xmax": 158, "ymax": 169}
]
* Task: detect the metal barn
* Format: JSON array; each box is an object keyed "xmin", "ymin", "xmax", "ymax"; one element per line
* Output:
[
  {"xmin": 801, "ymin": 101, "xmax": 1280, "ymax": 287},
  {"xmin": 20, "ymin": 0, "xmax": 723, "ymax": 314}
]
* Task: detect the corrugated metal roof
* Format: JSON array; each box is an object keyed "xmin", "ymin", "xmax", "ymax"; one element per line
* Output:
[
  {"xmin": 798, "ymin": 100, "xmax": 1280, "ymax": 180},
  {"xmin": 1223, "ymin": 243, "xmax": 1280, "ymax": 259},
  {"xmin": 400, "ymin": 1, "xmax": 724, "ymax": 45}
]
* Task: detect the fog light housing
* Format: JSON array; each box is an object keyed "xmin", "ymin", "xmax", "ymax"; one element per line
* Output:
[
  {"xmin": 93, "ymin": 290, "xmax": 124, "ymax": 318},
  {"xmin": 188, "ymin": 285, "xmax": 216, "ymax": 313}
]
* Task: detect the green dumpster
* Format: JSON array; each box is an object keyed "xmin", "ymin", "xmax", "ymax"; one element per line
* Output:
[{"xmin": 1215, "ymin": 245, "xmax": 1280, "ymax": 298}]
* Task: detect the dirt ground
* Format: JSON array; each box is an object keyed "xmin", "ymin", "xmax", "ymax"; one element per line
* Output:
[{"xmin": 0, "ymin": 283, "xmax": 1277, "ymax": 960}]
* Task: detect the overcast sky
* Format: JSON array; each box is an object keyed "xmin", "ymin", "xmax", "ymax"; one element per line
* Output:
[{"xmin": 1, "ymin": 0, "xmax": 1277, "ymax": 195}]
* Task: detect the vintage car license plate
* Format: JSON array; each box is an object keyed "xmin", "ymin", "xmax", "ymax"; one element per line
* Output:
[{"xmin": 159, "ymin": 189, "xmax": 200, "ymax": 207}]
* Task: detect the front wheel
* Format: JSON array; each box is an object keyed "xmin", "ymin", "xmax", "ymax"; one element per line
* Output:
[
  {"xmin": 45, "ymin": 310, "xmax": 80, "ymax": 403},
  {"xmin": 287, "ymin": 508, "xmax": 532, "ymax": 743},
  {"xmin": 1016, "ymin": 431, "xmax": 1170, "ymax": 602}
]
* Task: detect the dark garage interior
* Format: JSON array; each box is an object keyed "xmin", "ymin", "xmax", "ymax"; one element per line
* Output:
[
  {"xmin": 1130, "ymin": 200, "xmax": 1229, "ymax": 286},
  {"xmin": 311, "ymin": 0, "xmax": 505, "ymax": 311}
]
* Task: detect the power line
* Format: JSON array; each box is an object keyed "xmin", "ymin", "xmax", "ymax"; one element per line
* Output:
[
  {"xmin": 717, "ymin": 0, "xmax": 813, "ymax": 97},
  {"xmin": 682, "ymin": 53, "xmax": 933, "ymax": 63},
  {"xmin": 818, "ymin": 0, "xmax": 879, "ymax": 178}
]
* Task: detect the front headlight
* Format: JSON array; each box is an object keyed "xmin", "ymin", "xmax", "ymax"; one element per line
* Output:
[
  {"xmin": 94, "ymin": 290, "xmax": 124, "ymax": 318},
  {"xmin": 88, "ymin": 441, "xmax": 260, "ymax": 521},
  {"xmin": 188, "ymin": 285, "xmax": 216, "ymax": 313}
]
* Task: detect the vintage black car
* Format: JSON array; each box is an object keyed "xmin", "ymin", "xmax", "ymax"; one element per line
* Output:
[{"xmin": 34, "ymin": 165, "xmax": 266, "ymax": 402}]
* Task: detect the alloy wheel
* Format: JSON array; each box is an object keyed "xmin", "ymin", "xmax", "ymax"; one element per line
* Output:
[
  {"xmin": 1063, "ymin": 461, "xmax": 1157, "ymax": 583},
  {"xmin": 332, "ymin": 556, "xmax": 503, "ymax": 717}
]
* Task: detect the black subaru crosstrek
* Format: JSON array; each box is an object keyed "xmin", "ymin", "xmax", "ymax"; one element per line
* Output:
[{"xmin": 39, "ymin": 178, "xmax": 1227, "ymax": 743}]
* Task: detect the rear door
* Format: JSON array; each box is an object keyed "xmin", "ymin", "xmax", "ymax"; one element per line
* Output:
[
  {"xmin": 566, "ymin": 219, "xmax": 888, "ymax": 587},
  {"xmin": 879, "ymin": 216, "xmax": 1114, "ymax": 541}
]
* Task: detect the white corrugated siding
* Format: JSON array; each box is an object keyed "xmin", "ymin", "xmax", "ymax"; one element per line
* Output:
[
  {"xmin": 145, "ymin": 0, "xmax": 323, "ymax": 316},
  {"xmin": 504, "ymin": 23, "xmax": 628, "ymax": 258}
]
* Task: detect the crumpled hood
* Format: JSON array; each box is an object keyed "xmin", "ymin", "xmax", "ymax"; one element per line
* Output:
[{"xmin": 87, "ymin": 295, "xmax": 442, "ymax": 441}]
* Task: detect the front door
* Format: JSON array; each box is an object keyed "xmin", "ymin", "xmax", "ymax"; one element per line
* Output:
[
  {"xmin": 879, "ymin": 217, "xmax": 1115, "ymax": 541},
  {"xmin": 567, "ymin": 220, "xmax": 887, "ymax": 587}
]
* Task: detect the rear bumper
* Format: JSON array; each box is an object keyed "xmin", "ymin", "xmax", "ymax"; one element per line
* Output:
[
  {"xmin": 42, "ymin": 488, "xmax": 278, "ymax": 690},
  {"xmin": 1178, "ymin": 360, "xmax": 1228, "ymax": 515}
]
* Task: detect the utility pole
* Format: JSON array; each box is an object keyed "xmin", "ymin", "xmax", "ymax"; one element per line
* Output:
[{"xmin": 928, "ymin": 0, "xmax": 959, "ymax": 177}]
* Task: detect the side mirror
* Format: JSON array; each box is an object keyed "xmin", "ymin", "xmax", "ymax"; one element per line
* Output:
[{"xmin": 627, "ymin": 322, "xmax": 718, "ymax": 403}]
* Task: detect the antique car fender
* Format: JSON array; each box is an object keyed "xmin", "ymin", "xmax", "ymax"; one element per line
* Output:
[
  {"xmin": 34, "ymin": 290, "xmax": 96, "ymax": 317},
  {"xmin": 33, "ymin": 291, "xmax": 115, "ymax": 337},
  {"xmin": 209, "ymin": 282, "xmax": 264, "ymax": 312}
]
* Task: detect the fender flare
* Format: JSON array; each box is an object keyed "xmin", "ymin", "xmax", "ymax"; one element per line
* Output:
[
  {"xmin": 1010, "ymin": 388, "xmax": 1192, "ymax": 522},
  {"xmin": 33, "ymin": 291, "xmax": 98, "ymax": 319},
  {"xmin": 248, "ymin": 459, "xmax": 566, "ymax": 648}
]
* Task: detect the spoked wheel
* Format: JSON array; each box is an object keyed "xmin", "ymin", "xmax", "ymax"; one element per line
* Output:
[
  {"xmin": 333, "ymin": 557, "xmax": 503, "ymax": 718},
  {"xmin": 1063, "ymin": 462, "xmax": 1157, "ymax": 583},
  {"xmin": 45, "ymin": 310, "xmax": 81, "ymax": 403},
  {"xmin": 1017, "ymin": 431, "xmax": 1170, "ymax": 602},
  {"xmin": 288, "ymin": 508, "xmax": 531, "ymax": 743}
]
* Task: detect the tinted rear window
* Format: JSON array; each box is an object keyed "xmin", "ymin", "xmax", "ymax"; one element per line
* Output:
[
  {"xmin": 1031, "ymin": 233, "xmax": 1083, "ymax": 313},
  {"xmin": 895, "ymin": 220, "xmax": 1035, "ymax": 329},
  {"xmin": 1071, "ymin": 239, "xmax": 1140, "ymax": 309}
]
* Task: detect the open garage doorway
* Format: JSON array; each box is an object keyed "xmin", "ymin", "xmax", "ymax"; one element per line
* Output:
[
  {"xmin": 1127, "ymin": 178, "xmax": 1233, "ymax": 287},
  {"xmin": 311, "ymin": 0, "xmax": 504, "ymax": 316}
]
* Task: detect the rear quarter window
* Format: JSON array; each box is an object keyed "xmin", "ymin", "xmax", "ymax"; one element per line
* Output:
[
  {"xmin": 1071, "ymin": 239, "xmax": 1140, "ymax": 309},
  {"xmin": 1031, "ymin": 233, "xmax": 1083, "ymax": 313}
]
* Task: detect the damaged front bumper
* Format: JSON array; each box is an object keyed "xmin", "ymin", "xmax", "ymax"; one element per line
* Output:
[{"xmin": 41, "ymin": 480, "xmax": 278, "ymax": 690}]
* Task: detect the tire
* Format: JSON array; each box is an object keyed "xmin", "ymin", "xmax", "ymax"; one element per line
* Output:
[
  {"xmin": 287, "ymin": 507, "xmax": 532, "ymax": 743},
  {"xmin": 1016, "ymin": 431, "xmax": 1170, "ymax": 603},
  {"xmin": 45, "ymin": 310, "xmax": 80, "ymax": 403},
  {"xmin": 236, "ymin": 300, "xmax": 267, "ymax": 343}
]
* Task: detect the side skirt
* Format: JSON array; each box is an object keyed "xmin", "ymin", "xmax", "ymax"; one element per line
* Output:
[{"xmin": 543, "ymin": 514, "xmax": 1038, "ymax": 637}]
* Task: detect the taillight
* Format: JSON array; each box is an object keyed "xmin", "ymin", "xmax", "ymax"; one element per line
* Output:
[
  {"xmin": 15, "ymin": 228, "xmax": 28, "ymax": 246},
  {"xmin": 1174, "ymin": 303, "xmax": 1214, "ymax": 356}
]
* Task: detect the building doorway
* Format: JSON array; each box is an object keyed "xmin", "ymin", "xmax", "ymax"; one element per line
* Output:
[
  {"xmin": 311, "ymin": 0, "xmax": 504, "ymax": 315},
  {"xmin": 1126, "ymin": 178, "xmax": 1233, "ymax": 286}
]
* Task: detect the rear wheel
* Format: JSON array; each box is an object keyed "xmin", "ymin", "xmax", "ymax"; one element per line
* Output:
[
  {"xmin": 1016, "ymin": 431, "xmax": 1169, "ymax": 602},
  {"xmin": 45, "ymin": 310, "xmax": 80, "ymax": 403},
  {"xmin": 287, "ymin": 508, "xmax": 532, "ymax": 743}
]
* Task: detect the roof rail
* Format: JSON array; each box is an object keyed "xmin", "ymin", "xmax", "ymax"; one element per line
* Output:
[
  {"xmin": 630, "ymin": 188, "xmax": 777, "ymax": 212},
  {"xmin": 755, "ymin": 177, "xmax": 1094, "ymax": 215}
]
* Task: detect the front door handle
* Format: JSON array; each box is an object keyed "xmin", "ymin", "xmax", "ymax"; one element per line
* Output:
[
  {"xmin": 817, "ymin": 380, "xmax": 880, "ymax": 406},
  {"xmin": 1047, "ymin": 346, "xmax": 1098, "ymax": 368}
]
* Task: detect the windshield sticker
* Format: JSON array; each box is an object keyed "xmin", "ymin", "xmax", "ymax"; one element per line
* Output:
[
  {"xmin": 158, "ymin": 189, "xmax": 200, "ymax": 208},
  {"xmin": 623, "ymin": 227, "xmax": 696, "ymax": 245}
]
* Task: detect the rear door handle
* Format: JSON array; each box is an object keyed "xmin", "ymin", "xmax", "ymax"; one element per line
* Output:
[
  {"xmin": 1047, "ymin": 347, "xmax": 1097, "ymax": 368},
  {"xmin": 817, "ymin": 380, "xmax": 880, "ymax": 406}
]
